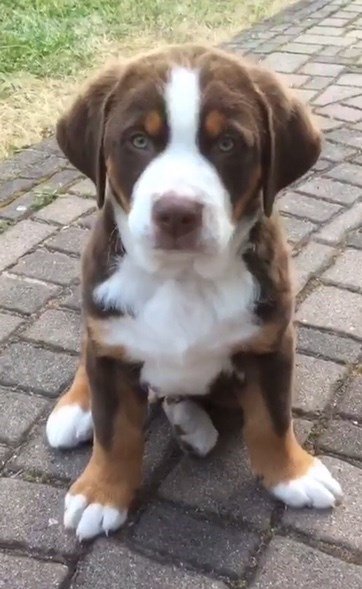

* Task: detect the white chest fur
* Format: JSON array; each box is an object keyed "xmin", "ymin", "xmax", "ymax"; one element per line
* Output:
[{"xmin": 94, "ymin": 254, "xmax": 259, "ymax": 396}]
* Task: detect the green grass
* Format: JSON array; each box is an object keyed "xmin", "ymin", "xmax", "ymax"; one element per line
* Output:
[
  {"xmin": 0, "ymin": 0, "xmax": 288, "ymax": 78},
  {"xmin": 0, "ymin": 0, "xmax": 292, "ymax": 158},
  {"xmin": 31, "ymin": 188, "xmax": 59, "ymax": 210}
]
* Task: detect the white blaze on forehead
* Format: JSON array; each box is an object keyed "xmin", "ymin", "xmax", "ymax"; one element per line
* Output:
[
  {"xmin": 124, "ymin": 64, "xmax": 235, "ymax": 270},
  {"xmin": 164, "ymin": 67, "xmax": 201, "ymax": 148}
]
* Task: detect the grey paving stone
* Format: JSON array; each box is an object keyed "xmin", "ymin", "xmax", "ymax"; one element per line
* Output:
[
  {"xmin": 279, "ymin": 72, "xmax": 309, "ymax": 88},
  {"xmin": 10, "ymin": 418, "xmax": 91, "ymax": 483},
  {"xmin": 292, "ymin": 34, "xmax": 350, "ymax": 46},
  {"xmin": 76, "ymin": 211, "xmax": 98, "ymax": 229},
  {"xmin": 327, "ymin": 128, "xmax": 362, "ymax": 149},
  {"xmin": 0, "ymin": 220, "xmax": 56, "ymax": 272},
  {"xmin": 132, "ymin": 502, "xmax": 258, "ymax": 578},
  {"xmin": 347, "ymin": 227, "xmax": 362, "ymax": 249},
  {"xmin": 69, "ymin": 178, "xmax": 96, "ymax": 197},
  {"xmin": 24, "ymin": 309, "xmax": 81, "ymax": 353},
  {"xmin": 282, "ymin": 457, "xmax": 362, "ymax": 552},
  {"xmin": 326, "ymin": 162, "xmax": 362, "ymax": 185},
  {"xmin": 300, "ymin": 62, "xmax": 345, "ymax": 76},
  {"xmin": 337, "ymin": 73, "xmax": 362, "ymax": 86},
  {"xmin": 318, "ymin": 420, "xmax": 362, "ymax": 460},
  {"xmin": 307, "ymin": 25, "xmax": 344, "ymax": 36},
  {"xmin": 322, "ymin": 141, "xmax": 356, "ymax": 161},
  {"xmin": 0, "ymin": 553, "xmax": 68, "ymax": 589},
  {"xmin": 35, "ymin": 195, "xmax": 95, "ymax": 225},
  {"xmin": 0, "ymin": 149, "xmax": 47, "ymax": 181},
  {"xmin": 313, "ymin": 85, "xmax": 362, "ymax": 106},
  {"xmin": 322, "ymin": 248, "xmax": 362, "ymax": 290},
  {"xmin": 281, "ymin": 215, "xmax": 316, "ymax": 245},
  {"xmin": 294, "ymin": 242, "xmax": 334, "ymax": 291},
  {"xmin": 305, "ymin": 77, "xmax": 335, "ymax": 92},
  {"xmin": 315, "ymin": 201, "xmax": 362, "ymax": 244},
  {"xmin": 12, "ymin": 250, "xmax": 80, "ymax": 285},
  {"xmin": 33, "ymin": 138, "xmax": 63, "ymax": 157},
  {"xmin": 294, "ymin": 88, "xmax": 317, "ymax": 103},
  {"xmin": 60, "ymin": 284, "xmax": 81, "ymax": 311},
  {"xmin": 18, "ymin": 155, "xmax": 65, "ymax": 182},
  {"xmin": 251, "ymin": 536, "xmax": 361, "ymax": 589},
  {"xmin": 279, "ymin": 42, "xmax": 323, "ymax": 54},
  {"xmin": 0, "ymin": 342, "xmax": 76, "ymax": 396},
  {"xmin": 0, "ymin": 312, "xmax": 23, "ymax": 342},
  {"xmin": 0, "ymin": 177, "xmax": 37, "ymax": 204},
  {"xmin": 312, "ymin": 113, "xmax": 341, "ymax": 131},
  {"xmin": 0, "ymin": 388, "xmax": 48, "ymax": 444},
  {"xmin": 0, "ymin": 445, "xmax": 10, "ymax": 467},
  {"xmin": 338, "ymin": 375, "xmax": 362, "ymax": 420},
  {"xmin": 0, "ymin": 478, "xmax": 78, "ymax": 556},
  {"xmin": 0, "ymin": 191, "xmax": 37, "ymax": 221},
  {"xmin": 294, "ymin": 354, "xmax": 345, "ymax": 413},
  {"xmin": 277, "ymin": 192, "xmax": 341, "ymax": 222},
  {"xmin": 159, "ymin": 422, "xmax": 275, "ymax": 530},
  {"xmin": 37, "ymin": 169, "xmax": 81, "ymax": 193},
  {"xmin": 318, "ymin": 104, "xmax": 362, "ymax": 122},
  {"xmin": 297, "ymin": 177, "xmax": 361, "ymax": 204},
  {"xmin": 0, "ymin": 274, "xmax": 59, "ymax": 315},
  {"xmin": 45, "ymin": 226, "xmax": 90, "ymax": 256},
  {"xmin": 297, "ymin": 285, "xmax": 362, "ymax": 338},
  {"xmin": 344, "ymin": 95, "xmax": 362, "ymax": 109},
  {"xmin": 143, "ymin": 410, "xmax": 174, "ymax": 486},
  {"xmin": 296, "ymin": 326, "xmax": 361, "ymax": 363},
  {"xmin": 262, "ymin": 52, "xmax": 309, "ymax": 72},
  {"xmin": 71, "ymin": 540, "xmax": 228, "ymax": 589}
]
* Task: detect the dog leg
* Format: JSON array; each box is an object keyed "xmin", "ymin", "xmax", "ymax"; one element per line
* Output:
[
  {"xmin": 64, "ymin": 343, "xmax": 146, "ymax": 540},
  {"xmin": 234, "ymin": 329, "xmax": 342, "ymax": 509},
  {"xmin": 46, "ymin": 362, "xmax": 93, "ymax": 449},
  {"xmin": 163, "ymin": 398, "xmax": 218, "ymax": 457}
]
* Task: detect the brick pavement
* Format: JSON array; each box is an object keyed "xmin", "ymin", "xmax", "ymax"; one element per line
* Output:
[{"xmin": 0, "ymin": 0, "xmax": 361, "ymax": 586}]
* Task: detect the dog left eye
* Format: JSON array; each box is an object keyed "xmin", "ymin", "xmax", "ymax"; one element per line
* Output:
[
  {"xmin": 217, "ymin": 135, "xmax": 235, "ymax": 153},
  {"xmin": 130, "ymin": 133, "xmax": 150, "ymax": 149}
]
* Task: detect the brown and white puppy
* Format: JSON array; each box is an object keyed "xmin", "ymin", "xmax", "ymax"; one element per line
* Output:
[{"xmin": 46, "ymin": 45, "xmax": 342, "ymax": 541}]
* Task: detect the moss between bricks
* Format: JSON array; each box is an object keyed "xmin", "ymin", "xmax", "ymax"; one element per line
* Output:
[{"xmin": 31, "ymin": 189, "xmax": 59, "ymax": 211}]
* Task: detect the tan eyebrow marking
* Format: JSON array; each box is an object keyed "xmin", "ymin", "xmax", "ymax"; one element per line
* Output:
[
  {"xmin": 144, "ymin": 110, "xmax": 163, "ymax": 136},
  {"xmin": 205, "ymin": 110, "xmax": 226, "ymax": 138}
]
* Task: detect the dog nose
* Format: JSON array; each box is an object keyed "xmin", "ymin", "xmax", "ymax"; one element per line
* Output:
[{"xmin": 152, "ymin": 196, "xmax": 203, "ymax": 239}]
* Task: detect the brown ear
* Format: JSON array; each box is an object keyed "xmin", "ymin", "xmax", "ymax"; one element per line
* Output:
[
  {"xmin": 56, "ymin": 65, "xmax": 122, "ymax": 208},
  {"xmin": 251, "ymin": 67, "xmax": 322, "ymax": 217}
]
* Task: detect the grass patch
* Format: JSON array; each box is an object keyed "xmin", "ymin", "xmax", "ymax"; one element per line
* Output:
[
  {"xmin": 31, "ymin": 188, "xmax": 58, "ymax": 211},
  {"xmin": 0, "ymin": 219, "xmax": 13, "ymax": 234},
  {"xmin": 0, "ymin": 0, "xmax": 293, "ymax": 158}
]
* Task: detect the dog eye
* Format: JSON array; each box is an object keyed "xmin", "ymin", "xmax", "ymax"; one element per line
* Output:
[
  {"xmin": 130, "ymin": 133, "xmax": 150, "ymax": 149},
  {"xmin": 217, "ymin": 135, "xmax": 235, "ymax": 153}
]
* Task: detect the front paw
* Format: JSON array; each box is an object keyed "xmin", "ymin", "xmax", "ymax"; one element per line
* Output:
[
  {"xmin": 64, "ymin": 479, "xmax": 130, "ymax": 541},
  {"xmin": 271, "ymin": 458, "xmax": 343, "ymax": 509}
]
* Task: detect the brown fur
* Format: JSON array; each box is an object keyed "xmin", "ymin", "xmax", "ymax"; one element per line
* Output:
[{"xmin": 239, "ymin": 381, "xmax": 313, "ymax": 487}]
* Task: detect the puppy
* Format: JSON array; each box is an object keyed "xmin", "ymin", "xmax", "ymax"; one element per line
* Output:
[{"xmin": 46, "ymin": 45, "xmax": 342, "ymax": 541}]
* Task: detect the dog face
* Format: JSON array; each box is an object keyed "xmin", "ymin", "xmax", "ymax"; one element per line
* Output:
[{"xmin": 57, "ymin": 45, "xmax": 321, "ymax": 262}]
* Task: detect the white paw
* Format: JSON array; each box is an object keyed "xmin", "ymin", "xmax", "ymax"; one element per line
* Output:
[
  {"xmin": 272, "ymin": 458, "xmax": 343, "ymax": 509},
  {"xmin": 46, "ymin": 404, "xmax": 93, "ymax": 449},
  {"xmin": 64, "ymin": 493, "xmax": 127, "ymax": 541},
  {"xmin": 163, "ymin": 398, "xmax": 218, "ymax": 457}
]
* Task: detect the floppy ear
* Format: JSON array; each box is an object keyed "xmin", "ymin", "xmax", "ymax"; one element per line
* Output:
[
  {"xmin": 251, "ymin": 67, "xmax": 322, "ymax": 217},
  {"xmin": 56, "ymin": 65, "xmax": 123, "ymax": 208}
]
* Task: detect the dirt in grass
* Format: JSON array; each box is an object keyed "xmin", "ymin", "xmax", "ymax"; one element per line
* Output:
[{"xmin": 0, "ymin": 0, "xmax": 293, "ymax": 160}]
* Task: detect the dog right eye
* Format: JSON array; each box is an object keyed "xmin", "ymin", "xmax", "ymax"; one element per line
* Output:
[{"xmin": 130, "ymin": 132, "xmax": 150, "ymax": 150}]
